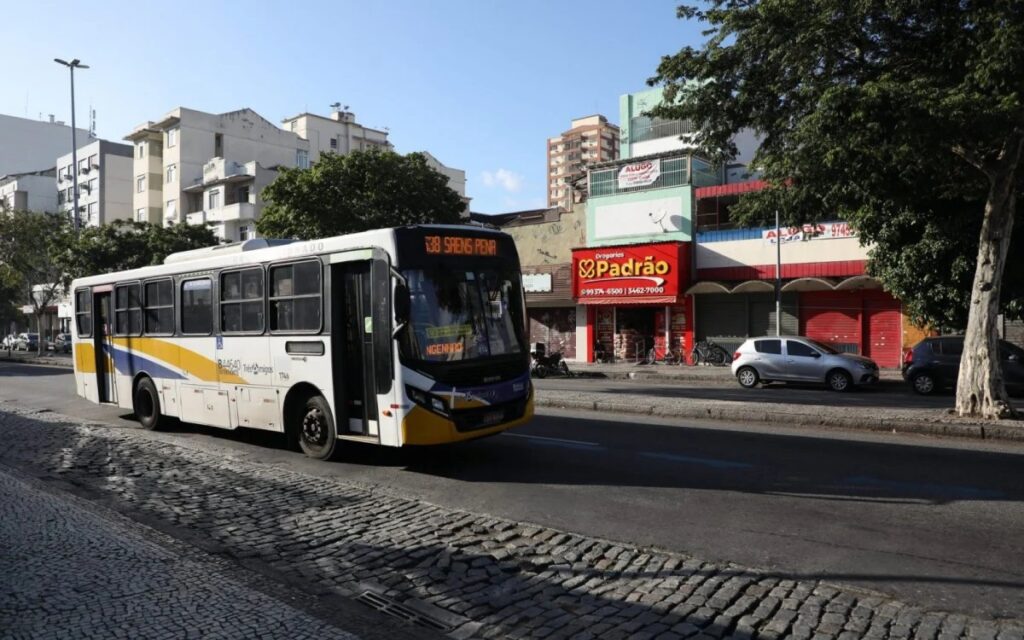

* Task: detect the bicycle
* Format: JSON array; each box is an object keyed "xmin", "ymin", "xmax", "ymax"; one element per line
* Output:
[
  {"xmin": 690, "ymin": 339, "xmax": 731, "ymax": 366},
  {"xmin": 646, "ymin": 346, "xmax": 683, "ymax": 365}
]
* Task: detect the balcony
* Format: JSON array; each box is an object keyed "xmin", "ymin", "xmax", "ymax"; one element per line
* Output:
[
  {"xmin": 588, "ymin": 153, "xmax": 719, "ymax": 198},
  {"xmin": 187, "ymin": 202, "xmax": 255, "ymax": 225},
  {"xmin": 202, "ymin": 157, "xmax": 253, "ymax": 183}
]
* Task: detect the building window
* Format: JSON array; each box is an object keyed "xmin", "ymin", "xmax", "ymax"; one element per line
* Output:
[
  {"xmin": 144, "ymin": 279, "xmax": 173, "ymax": 335},
  {"xmin": 239, "ymin": 225, "xmax": 251, "ymax": 240},
  {"xmin": 74, "ymin": 289, "xmax": 92, "ymax": 337},
  {"xmin": 214, "ymin": 133, "xmax": 223, "ymax": 158},
  {"xmin": 236, "ymin": 186, "xmax": 250, "ymax": 204},
  {"xmin": 88, "ymin": 154, "xmax": 98, "ymax": 168},
  {"xmin": 220, "ymin": 268, "xmax": 264, "ymax": 333},
  {"xmin": 57, "ymin": 191, "xmax": 65, "ymax": 205},
  {"xmin": 166, "ymin": 199, "xmax": 177, "ymax": 219},
  {"xmin": 114, "ymin": 283, "xmax": 142, "ymax": 336},
  {"xmin": 137, "ymin": 143, "xmax": 144, "ymax": 159},
  {"xmin": 269, "ymin": 261, "xmax": 321, "ymax": 332},
  {"xmin": 166, "ymin": 164, "xmax": 176, "ymax": 184},
  {"xmin": 208, "ymin": 189, "xmax": 220, "ymax": 209},
  {"xmin": 137, "ymin": 175, "xmax": 145, "ymax": 193},
  {"xmin": 136, "ymin": 208, "xmax": 146, "ymax": 222},
  {"xmin": 181, "ymin": 278, "xmax": 212, "ymax": 335},
  {"xmin": 79, "ymin": 158, "xmax": 88, "ymax": 173},
  {"xmin": 88, "ymin": 178, "xmax": 98, "ymax": 193},
  {"xmin": 167, "ymin": 128, "xmax": 177, "ymax": 148},
  {"xmin": 296, "ymin": 149, "xmax": 309, "ymax": 169},
  {"xmin": 87, "ymin": 202, "xmax": 97, "ymax": 221},
  {"xmin": 329, "ymin": 137, "xmax": 337, "ymax": 150}
]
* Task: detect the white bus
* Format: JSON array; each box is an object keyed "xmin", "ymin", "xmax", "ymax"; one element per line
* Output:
[{"xmin": 71, "ymin": 225, "xmax": 534, "ymax": 459}]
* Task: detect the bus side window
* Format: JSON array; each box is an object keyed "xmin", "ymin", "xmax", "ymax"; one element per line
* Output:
[
  {"xmin": 269, "ymin": 261, "xmax": 320, "ymax": 333},
  {"xmin": 181, "ymin": 278, "xmax": 213, "ymax": 335}
]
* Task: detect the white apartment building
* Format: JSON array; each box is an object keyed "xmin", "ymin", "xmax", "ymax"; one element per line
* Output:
[
  {"xmin": 0, "ymin": 113, "xmax": 91, "ymax": 176},
  {"xmin": 124, "ymin": 107, "xmax": 310, "ymax": 242},
  {"xmin": 55, "ymin": 139, "xmax": 133, "ymax": 227},
  {"xmin": 547, "ymin": 115, "xmax": 620, "ymax": 211},
  {"xmin": 282, "ymin": 108, "xmax": 392, "ymax": 164},
  {"xmin": 0, "ymin": 168, "xmax": 57, "ymax": 213}
]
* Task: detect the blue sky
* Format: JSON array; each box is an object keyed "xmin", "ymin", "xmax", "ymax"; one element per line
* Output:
[{"xmin": 2, "ymin": 1, "xmax": 703, "ymax": 214}]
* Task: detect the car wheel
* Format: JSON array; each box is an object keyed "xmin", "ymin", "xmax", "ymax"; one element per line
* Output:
[
  {"xmin": 911, "ymin": 372, "xmax": 937, "ymax": 395},
  {"xmin": 736, "ymin": 366, "xmax": 759, "ymax": 388},
  {"xmin": 827, "ymin": 369, "xmax": 853, "ymax": 392},
  {"xmin": 133, "ymin": 377, "xmax": 167, "ymax": 430},
  {"xmin": 297, "ymin": 395, "xmax": 339, "ymax": 460}
]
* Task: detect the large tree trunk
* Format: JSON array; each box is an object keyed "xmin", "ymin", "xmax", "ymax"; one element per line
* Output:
[{"xmin": 955, "ymin": 144, "xmax": 1020, "ymax": 419}]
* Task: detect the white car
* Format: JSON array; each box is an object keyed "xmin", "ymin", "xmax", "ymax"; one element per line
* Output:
[{"xmin": 731, "ymin": 336, "xmax": 880, "ymax": 392}]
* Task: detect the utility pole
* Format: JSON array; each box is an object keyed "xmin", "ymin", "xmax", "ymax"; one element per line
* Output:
[
  {"xmin": 54, "ymin": 58, "xmax": 88, "ymax": 235},
  {"xmin": 775, "ymin": 208, "xmax": 782, "ymax": 337}
]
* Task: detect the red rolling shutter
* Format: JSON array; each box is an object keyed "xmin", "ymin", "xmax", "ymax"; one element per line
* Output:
[
  {"xmin": 799, "ymin": 292, "xmax": 862, "ymax": 354},
  {"xmin": 862, "ymin": 292, "xmax": 902, "ymax": 367}
]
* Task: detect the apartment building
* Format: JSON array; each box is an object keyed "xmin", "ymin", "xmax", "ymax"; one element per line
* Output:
[
  {"xmin": 55, "ymin": 139, "xmax": 133, "ymax": 226},
  {"xmin": 0, "ymin": 168, "xmax": 57, "ymax": 212},
  {"xmin": 0, "ymin": 113, "xmax": 91, "ymax": 176},
  {"xmin": 124, "ymin": 107, "xmax": 309, "ymax": 241},
  {"xmin": 281, "ymin": 107, "xmax": 392, "ymax": 164},
  {"xmin": 547, "ymin": 115, "xmax": 619, "ymax": 211}
]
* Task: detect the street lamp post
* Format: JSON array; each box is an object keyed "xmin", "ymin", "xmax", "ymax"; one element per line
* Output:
[{"xmin": 54, "ymin": 58, "xmax": 88, "ymax": 234}]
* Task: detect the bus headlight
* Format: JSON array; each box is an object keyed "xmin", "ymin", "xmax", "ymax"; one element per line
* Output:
[{"xmin": 406, "ymin": 385, "xmax": 449, "ymax": 417}]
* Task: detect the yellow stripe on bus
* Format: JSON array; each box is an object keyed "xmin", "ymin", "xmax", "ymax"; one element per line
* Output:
[
  {"xmin": 100, "ymin": 337, "xmax": 248, "ymax": 384},
  {"xmin": 74, "ymin": 342, "xmax": 95, "ymax": 373}
]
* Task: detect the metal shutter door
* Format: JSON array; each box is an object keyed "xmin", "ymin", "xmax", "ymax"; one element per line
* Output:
[
  {"xmin": 863, "ymin": 294, "xmax": 901, "ymax": 367},
  {"xmin": 800, "ymin": 292, "xmax": 861, "ymax": 354},
  {"xmin": 696, "ymin": 294, "xmax": 747, "ymax": 351}
]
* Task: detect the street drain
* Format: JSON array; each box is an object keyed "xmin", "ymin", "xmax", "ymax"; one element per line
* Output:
[{"xmin": 356, "ymin": 592, "xmax": 452, "ymax": 632}]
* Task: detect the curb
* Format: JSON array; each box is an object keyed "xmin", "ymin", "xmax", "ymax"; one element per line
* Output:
[
  {"xmin": 534, "ymin": 395, "xmax": 1024, "ymax": 443},
  {"xmin": 0, "ymin": 355, "xmax": 73, "ymax": 368}
]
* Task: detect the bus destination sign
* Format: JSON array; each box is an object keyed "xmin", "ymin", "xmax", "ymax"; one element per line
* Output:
[{"xmin": 424, "ymin": 235, "xmax": 498, "ymax": 257}]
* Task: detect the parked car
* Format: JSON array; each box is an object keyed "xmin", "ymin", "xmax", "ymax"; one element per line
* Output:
[
  {"xmin": 13, "ymin": 333, "xmax": 39, "ymax": 351},
  {"xmin": 53, "ymin": 333, "xmax": 72, "ymax": 354},
  {"xmin": 1, "ymin": 334, "xmax": 15, "ymax": 349},
  {"xmin": 902, "ymin": 336, "xmax": 1024, "ymax": 395},
  {"xmin": 732, "ymin": 336, "xmax": 880, "ymax": 392}
]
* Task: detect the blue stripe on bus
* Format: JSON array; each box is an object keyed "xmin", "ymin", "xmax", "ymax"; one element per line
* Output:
[{"xmin": 102, "ymin": 344, "xmax": 187, "ymax": 380}]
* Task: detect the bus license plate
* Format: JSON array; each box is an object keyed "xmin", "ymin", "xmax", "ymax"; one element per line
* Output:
[{"xmin": 482, "ymin": 410, "xmax": 503, "ymax": 426}]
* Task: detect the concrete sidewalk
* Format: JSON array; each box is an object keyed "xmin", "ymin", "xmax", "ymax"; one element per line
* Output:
[{"xmin": 564, "ymin": 360, "xmax": 905, "ymax": 382}]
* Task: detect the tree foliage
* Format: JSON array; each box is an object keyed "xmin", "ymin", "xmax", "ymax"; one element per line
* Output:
[
  {"xmin": 650, "ymin": 0, "xmax": 1024, "ymax": 330},
  {"xmin": 59, "ymin": 220, "xmax": 220, "ymax": 279},
  {"xmin": 651, "ymin": 0, "xmax": 1024, "ymax": 417},
  {"xmin": 255, "ymin": 149, "xmax": 465, "ymax": 240},
  {"xmin": 0, "ymin": 210, "xmax": 73, "ymax": 354}
]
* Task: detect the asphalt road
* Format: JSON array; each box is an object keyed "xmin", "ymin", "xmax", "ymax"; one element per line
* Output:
[{"xmin": 2, "ymin": 361, "xmax": 1023, "ymax": 620}]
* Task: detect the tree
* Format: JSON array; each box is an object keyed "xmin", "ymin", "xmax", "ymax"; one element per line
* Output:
[
  {"xmin": 0, "ymin": 211, "xmax": 73, "ymax": 355},
  {"xmin": 255, "ymin": 149, "xmax": 465, "ymax": 240},
  {"xmin": 651, "ymin": 0, "xmax": 1024, "ymax": 419},
  {"xmin": 59, "ymin": 220, "xmax": 220, "ymax": 279}
]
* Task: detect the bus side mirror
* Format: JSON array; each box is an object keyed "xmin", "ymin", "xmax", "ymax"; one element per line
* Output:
[{"xmin": 394, "ymin": 283, "xmax": 410, "ymax": 324}]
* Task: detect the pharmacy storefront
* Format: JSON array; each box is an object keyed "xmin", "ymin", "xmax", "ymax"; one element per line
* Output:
[{"xmin": 572, "ymin": 241, "xmax": 693, "ymax": 362}]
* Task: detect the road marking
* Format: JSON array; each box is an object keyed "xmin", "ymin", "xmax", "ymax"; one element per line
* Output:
[
  {"xmin": 843, "ymin": 475, "xmax": 1007, "ymax": 500},
  {"xmin": 639, "ymin": 452, "xmax": 754, "ymax": 470},
  {"xmin": 502, "ymin": 433, "xmax": 602, "ymax": 448}
]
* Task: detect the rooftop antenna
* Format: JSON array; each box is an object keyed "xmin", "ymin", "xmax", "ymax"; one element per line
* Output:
[
  {"xmin": 330, "ymin": 102, "xmax": 341, "ymax": 113},
  {"xmin": 89, "ymin": 106, "xmax": 96, "ymax": 138}
]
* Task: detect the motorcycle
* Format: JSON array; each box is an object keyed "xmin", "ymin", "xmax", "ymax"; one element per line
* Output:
[{"xmin": 531, "ymin": 343, "xmax": 572, "ymax": 378}]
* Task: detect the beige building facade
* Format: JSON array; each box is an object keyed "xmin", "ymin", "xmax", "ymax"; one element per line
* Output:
[
  {"xmin": 125, "ymin": 107, "xmax": 309, "ymax": 241},
  {"xmin": 281, "ymin": 108, "xmax": 391, "ymax": 164},
  {"xmin": 547, "ymin": 115, "xmax": 619, "ymax": 211}
]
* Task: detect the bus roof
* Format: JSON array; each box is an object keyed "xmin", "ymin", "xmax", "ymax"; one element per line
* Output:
[{"xmin": 69, "ymin": 224, "xmax": 506, "ymax": 289}]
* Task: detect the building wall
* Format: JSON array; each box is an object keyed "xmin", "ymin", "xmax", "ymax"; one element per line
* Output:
[
  {"xmin": 0, "ymin": 114, "xmax": 91, "ymax": 176},
  {"xmin": 586, "ymin": 187, "xmax": 693, "ymax": 246},
  {"xmin": 283, "ymin": 111, "xmax": 390, "ymax": 164},
  {"xmin": 547, "ymin": 115, "xmax": 619, "ymax": 210},
  {"xmin": 56, "ymin": 139, "xmax": 133, "ymax": 226},
  {"xmin": 0, "ymin": 173, "xmax": 56, "ymax": 212},
  {"xmin": 696, "ymin": 225, "xmax": 868, "ymax": 279}
]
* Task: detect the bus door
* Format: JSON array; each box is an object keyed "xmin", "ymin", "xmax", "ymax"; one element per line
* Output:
[
  {"xmin": 332, "ymin": 261, "xmax": 378, "ymax": 436},
  {"xmin": 92, "ymin": 290, "xmax": 116, "ymax": 404}
]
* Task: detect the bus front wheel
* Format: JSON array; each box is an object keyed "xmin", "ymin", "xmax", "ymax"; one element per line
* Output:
[
  {"xmin": 133, "ymin": 377, "xmax": 166, "ymax": 431},
  {"xmin": 297, "ymin": 395, "xmax": 339, "ymax": 460}
]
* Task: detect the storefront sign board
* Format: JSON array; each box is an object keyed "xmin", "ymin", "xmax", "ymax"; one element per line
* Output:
[{"xmin": 572, "ymin": 241, "xmax": 688, "ymax": 304}]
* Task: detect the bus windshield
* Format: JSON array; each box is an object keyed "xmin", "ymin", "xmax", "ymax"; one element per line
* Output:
[{"xmin": 402, "ymin": 266, "xmax": 526, "ymax": 363}]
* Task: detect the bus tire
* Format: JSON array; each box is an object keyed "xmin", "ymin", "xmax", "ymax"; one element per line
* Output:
[
  {"xmin": 133, "ymin": 377, "xmax": 166, "ymax": 431},
  {"xmin": 297, "ymin": 394, "xmax": 339, "ymax": 460}
]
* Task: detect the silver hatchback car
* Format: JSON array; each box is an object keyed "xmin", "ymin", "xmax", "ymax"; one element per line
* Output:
[{"xmin": 731, "ymin": 336, "xmax": 880, "ymax": 391}]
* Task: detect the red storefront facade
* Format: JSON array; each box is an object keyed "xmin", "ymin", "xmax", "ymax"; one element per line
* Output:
[{"xmin": 572, "ymin": 241, "xmax": 694, "ymax": 362}]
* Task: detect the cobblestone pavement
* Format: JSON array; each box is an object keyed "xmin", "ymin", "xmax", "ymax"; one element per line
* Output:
[
  {"xmin": 0, "ymin": 465, "xmax": 360, "ymax": 639},
  {"xmin": 0, "ymin": 402, "xmax": 1021, "ymax": 640}
]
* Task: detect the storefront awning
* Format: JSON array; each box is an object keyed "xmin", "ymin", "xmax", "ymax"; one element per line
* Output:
[
  {"xmin": 695, "ymin": 180, "xmax": 768, "ymax": 199},
  {"xmin": 730, "ymin": 280, "xmax": 775, "ymax": 294},
  {"xmin": 781, "ymin": 277, "xmax": 837, "ymax": 292},
  {"xmin": 685, "ymin": 281, "xmax": 732, "ymax": 295},
  {"xmin": 834, "ymin": 275, "xmax": 883, "ymax": 290}
]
